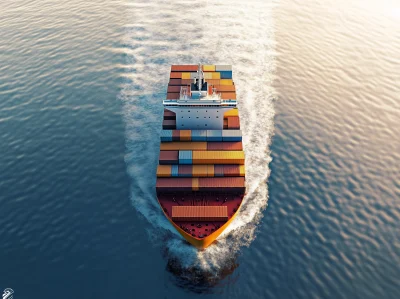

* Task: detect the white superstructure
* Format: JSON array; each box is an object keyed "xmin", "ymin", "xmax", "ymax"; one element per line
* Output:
[{"xmin": 163, "ymin": 64, "xmax": 236, "ymax": 130}]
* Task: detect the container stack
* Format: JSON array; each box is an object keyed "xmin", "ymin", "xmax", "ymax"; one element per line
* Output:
[{"xmin": 157, "ymin": 65, "xmax": 245, "ymax": 194}]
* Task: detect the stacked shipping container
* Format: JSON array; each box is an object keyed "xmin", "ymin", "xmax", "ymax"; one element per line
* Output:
[{"xmin": 157, "ymin": 65, "xmax": 245, "ymax": 226}]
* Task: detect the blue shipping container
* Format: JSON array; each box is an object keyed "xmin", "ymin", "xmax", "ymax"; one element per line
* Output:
[
  {"xmin": 220, "ymin": 71, "xmax": 233, "ymax": 79},
  {"xmin": 222, "ymin": 130, "xmax": 242, "ymax": 141},
  {"xmin": 191, "ymin": 130, "xmax": 207, "ymax": 141},
  {"xmin": 160, "ymin": 130, "xmax": 172, "ymax": 142},
  {"xmin": 171, "ymin": 165, "xmax": 179, "ymax": 177},
  {"xmin": 207, "ymin": 130, "xmax": 223, "ymax": 142},
  {"xmin": 179, "ymin": 150, "xmax": 193, "ymax": 164}
]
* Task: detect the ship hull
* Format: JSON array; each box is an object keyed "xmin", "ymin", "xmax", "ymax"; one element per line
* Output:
[{"xmin": 159, "ymin": 199, "xmax": 243, "ymax": 249}]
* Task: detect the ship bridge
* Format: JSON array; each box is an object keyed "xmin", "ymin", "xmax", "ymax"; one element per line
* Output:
[{"xmin": 163, "ymin": 63, "xmax": 237, "ymax": 130}]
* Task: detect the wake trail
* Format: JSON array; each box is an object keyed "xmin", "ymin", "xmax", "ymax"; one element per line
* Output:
[{"xmin": 118, "ymin": 0, "xmax": 277, "ymax": 279}]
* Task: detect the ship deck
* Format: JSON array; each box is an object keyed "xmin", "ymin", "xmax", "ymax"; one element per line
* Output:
[{"xmin": 157, "ymin": 192, "xmax": 243, "ymax": 239}]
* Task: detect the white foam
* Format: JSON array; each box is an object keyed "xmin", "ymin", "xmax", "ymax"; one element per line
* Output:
[{"xmin": 119, "ymin": 0, "xmax": 277, "ymax": 276}]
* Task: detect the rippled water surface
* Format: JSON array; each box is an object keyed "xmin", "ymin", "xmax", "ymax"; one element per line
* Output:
[{"xmin": 0, "ymin": 0, "xmax": 399, "ymax": 298}]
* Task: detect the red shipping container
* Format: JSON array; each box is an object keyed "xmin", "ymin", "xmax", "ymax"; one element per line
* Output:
[
  {"xmin": 214, "ymin": 165, "xmax": 224, "ymax": 176},
  {"xmin": 207, "ymin": 142, "xmax": 243, "ymax": 151},
  {"xmin": 170, "ymin": 72, "xmax": 182, "ymax": 79},
  {"xmin": 198, "ymin": 177, "xmax": 245, "ymax": 192},
  {"xmin": 172, "ymin": 206, "xmax": 228, "ymax": 221},
  {"xmin": 159, "ymin": 151, "xmax": 178, "ymax": 164},
  {"xmin": 167, "ymin": 93, "xmax": 180, "ymax": 100},
  {"xmin": 223, "ymin": 165, "xmax": 240, "ymax": 176},
  {"xmin": 156, "ymin": 178, "xmax": 192, "ymax": 192},
  {"xmin": 172, "ymin": 130, "xmax": 180, "ymax": 141},
  {"xmin": 178, "ymin": 165, "xmax": 192, "ymax": 177},
  {"xmin": 167, "ymin": 85, "xmax": 181, "ymax": 93},
  {"xmin": 171, "ymin": 65, "xmax": 198, "ymax": 72},
  {"xmin": 181, "ymin": 79, "xmax": 192, "ymax": 85},
  {"xmin": 163, "ymin": 109, "xmax": 176, "ymax": 120},
  {"xmin": 169, "ymin": 79, "xmax": 182, "ymax": 86},
  {"xmin": 162, "ymin": 119, "xmax": 176, "ymax": 129},
  {"xmin": 227, "ymin": 116, "xmax": 240, "ymax": 129}
]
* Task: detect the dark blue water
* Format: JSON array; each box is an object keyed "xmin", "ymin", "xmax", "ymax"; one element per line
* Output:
[{"xmin": 1, "ymin": 0, "xmax": 399, "ymax": 298}]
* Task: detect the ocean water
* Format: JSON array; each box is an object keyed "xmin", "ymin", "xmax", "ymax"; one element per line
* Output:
[{"xmin": 0, "ymin": 0, "xmax": 399, "ymax": 298}]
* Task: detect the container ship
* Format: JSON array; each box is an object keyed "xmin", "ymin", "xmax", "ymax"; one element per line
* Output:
[{"xmin": 156, "ymin": 64, "xmax": 245, "ymax": 249}]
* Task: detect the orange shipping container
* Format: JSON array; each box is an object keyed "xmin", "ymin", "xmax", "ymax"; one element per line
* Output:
[
  {"xmin": 220, "ymin": 92, "xmax": 236, "ymax": 100},
  {"xmin": 227, "ymin": 116, "xmax": 240, "ymax": 129},
  {"xmin": 157, "ymin": 165, "xmax": 172, "ymax": 177},
  {"xmin": 160, "ymin": 142, "xmax": 207, "ymax": 151},
  {"xmin": 179, "ymin": 130, "xmax": 191, "ymax": 141},
  {"xmin": 171, "ymin": 65, "xmax": 198, "ymax": 72},
  {"xmin": 170, "ymin": 72, "xmax": 182, "ymax": 79},
  {"xmin": 207, "ymin": 164, "xmax": 214, "ymax": 177},
  {"xmin": 204, "ymin": 79, "xmax": 220, "ymax": 85},
  {"xmin": 192, "ymin": 178, "xmax": 199, "ymax": 191},
  {"xmin": 192, "ymin": 165, "xmax": 208, "ymax": 177},
  {"xmin": 214, "ymin": 85, "xmax": 236, "ymax": 92}
]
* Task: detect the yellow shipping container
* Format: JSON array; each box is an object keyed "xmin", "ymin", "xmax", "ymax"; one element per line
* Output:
[
  {"xmin": 192, "ymin": 178, "xmax": 199, "ymax": 191},
  {"xmin": 160, "ymin": 142, "xmax": 207, "ymax": 151},
  {"xmin": 192, "ymin": 151, "xmax": 245, "ymax": 164},
  {"xmin": 203, "ymin": 65, "xmax": 215, "ymax": 72},
  {"xmin": 192, "ymin": 165, "xmax": 208, "ymax": 177},
  {"xmin": 181, "ymin": 72, "xmax": 191, "ymax": 79},
  {"xmin": 239, "ymin": 165, "xmax": 245, "ymax": 176},
  {"xmin": 220, "ymin": 79, "xmax": 233, "ymax": 85},
  {"xmin": 207, "ymin": 165, "xmax": 214, "ymax": 177},
  {"xmin": 157, "ymin": 165, "xmax": 172, "ymax": 177},
  {"xmin": 224, "ymin": 108, "xmax": 239, "ymax": 118},
  {"xmin": 203, "ymin": 72, "xmax": 212, "ymax": 79},
  {"xmin": 211, "ymin": 72, "xmax": 221, "ymax": 79}
]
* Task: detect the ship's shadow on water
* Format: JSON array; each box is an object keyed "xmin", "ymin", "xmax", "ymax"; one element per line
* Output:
[{"xmin": 164, "ymin": 247, "xmax": 240, "ymax": 293}]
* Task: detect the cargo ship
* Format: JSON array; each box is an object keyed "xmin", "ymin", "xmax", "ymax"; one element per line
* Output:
[{"xmin": 156, "ymin": 64, "xmax": 245, "ymax": 249}]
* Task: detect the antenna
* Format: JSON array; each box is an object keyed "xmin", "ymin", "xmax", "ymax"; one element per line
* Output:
[{"xmin": 197, "ymin": 63, "xmax": 203, "ymax": 91}]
